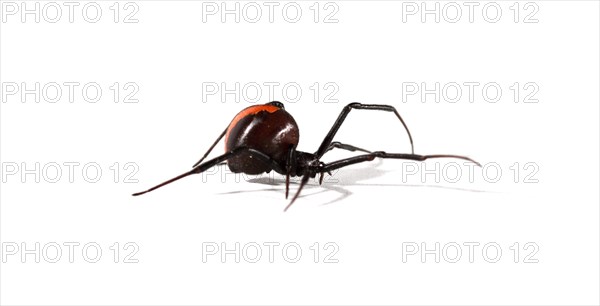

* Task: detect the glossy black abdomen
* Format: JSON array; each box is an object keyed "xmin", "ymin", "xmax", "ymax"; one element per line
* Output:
[{"xmin": 225, "ymin": 107, "xmax": 299, "ymax": 175}]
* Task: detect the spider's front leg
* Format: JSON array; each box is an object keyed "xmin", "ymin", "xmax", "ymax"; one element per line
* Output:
[
  {"xmin": 283, "ymin": 159, "xmax": 336, "ymax": 212},
  {"xmin": 319, "ymin": 141, "xmax": 371, "ymax": 156},
  {"xmin": 321, "ymin": 151, "xmax": 481, "ymax": 173},
  {"xmin": 314, "ymin": 102, "xmax": 415, "ymax": 159}
]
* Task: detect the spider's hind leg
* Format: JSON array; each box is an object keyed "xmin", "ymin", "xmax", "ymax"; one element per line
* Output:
[{"xmin": 133, "ymin": 147, "xmax": 285, "ymax": 196}]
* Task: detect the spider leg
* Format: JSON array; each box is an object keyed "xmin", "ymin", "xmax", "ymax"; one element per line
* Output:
[
  {"xmin": 192, "ymin": 128, "xmax": 227, "ymax": 168},
  {"xmin": 320, "ymin": 141, "xmax": 371, "ymax": 155},
  {"xmin": 315, "ymin": 103, "xmax": 415, "ymax": 159},
  {"xmin": 319, "ymin": 141, "xmax": 371, "ymax": 184},
  {"xmin": 133, "ymin": 147, "xmax": 284, "ymax": 196},
  {"xmin": 322, "ymin": 151, "xmax": 481, "ymax": 173},
  {"xmin": 284, "ymin": 173, "xmax": 310, "ymax": 212},
  {"xmin": 285, "ymin": 145, "xmax": 296, "ymax": 199}
]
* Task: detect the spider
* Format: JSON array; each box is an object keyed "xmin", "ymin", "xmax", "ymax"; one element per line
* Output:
[{"xmin": 132, "ymin": 101, "xmax": 480, "ymax": 211}]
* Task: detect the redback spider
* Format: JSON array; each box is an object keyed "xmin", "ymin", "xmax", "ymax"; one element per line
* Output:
[{"xmin": 132, "ymin": 101, "xmax": 480, "ymax": 211}]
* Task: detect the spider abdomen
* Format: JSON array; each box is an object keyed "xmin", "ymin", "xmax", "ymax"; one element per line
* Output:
[{"xmin": 225, "ymin": 104, "xmax": 299, "ymax": 174}]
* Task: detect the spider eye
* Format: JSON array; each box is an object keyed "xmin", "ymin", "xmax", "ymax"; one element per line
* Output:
[{"xmin": 267, "ymin": 101, "xmax": 284, "ymax": 109}]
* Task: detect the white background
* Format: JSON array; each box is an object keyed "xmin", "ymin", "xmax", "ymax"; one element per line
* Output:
[{"xmin": 1, "ymin": 1, "xmax": 599, "ymax": 305}]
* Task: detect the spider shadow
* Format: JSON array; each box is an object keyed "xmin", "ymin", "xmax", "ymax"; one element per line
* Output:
[
  {"xmin": 217, "ymin": 159, "xmax": 387, "ymax": 204},
  {"xmin": 217, "ymin": 159, "xmax": 489, "ymax": 207}
]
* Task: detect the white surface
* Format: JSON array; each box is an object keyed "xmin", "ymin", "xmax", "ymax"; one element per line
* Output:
[{"xmin": 1, "ymin": 1, "xmax": 598, "ymax": 305}]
